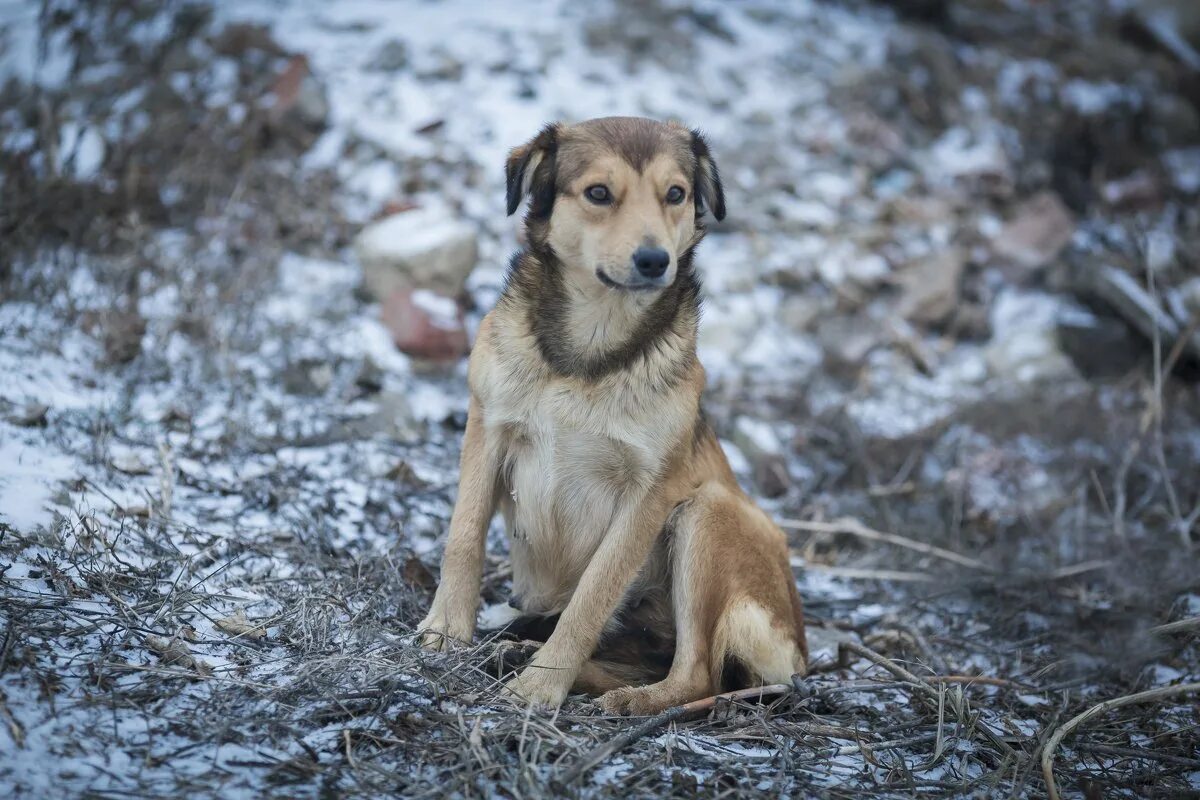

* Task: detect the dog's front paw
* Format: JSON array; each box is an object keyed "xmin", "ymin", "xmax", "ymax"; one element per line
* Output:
[
  {"xmin": 503, "ymin": 666, "xmax": 571, "ymax": 710},
  {"xmin": 597, "ymin": 685, "xmax": 670, "ymax": 716},
  {"xmin": 416, "ymin": 607, "xmax": 475, "ymax": 651}
]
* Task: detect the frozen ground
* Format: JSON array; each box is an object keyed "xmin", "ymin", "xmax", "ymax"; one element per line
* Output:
[{"xmin": 1, "ymin": 0, "xmax": 1199, "ymax": 797}]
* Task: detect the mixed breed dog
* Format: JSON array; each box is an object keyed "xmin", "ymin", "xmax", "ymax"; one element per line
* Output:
[{"xmin": 417, "ymin": 117, "xmax": 808, "ymax": 714}]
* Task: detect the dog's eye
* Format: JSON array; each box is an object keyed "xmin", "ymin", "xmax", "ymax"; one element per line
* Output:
[
  {"xmin": 584, "ymin": 185, "xmax": 611, "ymax": 205},
  {"xmin": 665, "ymin": 185, "xmax": 686, "ymax": 205}
]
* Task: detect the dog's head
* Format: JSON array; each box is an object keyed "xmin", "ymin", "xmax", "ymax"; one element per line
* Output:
[{"xmin": 506, "ymin": 117, "xmax": 725, "ymax": 293}]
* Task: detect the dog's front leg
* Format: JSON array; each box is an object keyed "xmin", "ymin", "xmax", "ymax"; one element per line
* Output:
[
  {"xmin": 417, "ymin": 398, "xmax": 501, "ymax": 650},
  {"xmin": 504, "ymin": 494, "xmax": 666, "ymax": 708}
]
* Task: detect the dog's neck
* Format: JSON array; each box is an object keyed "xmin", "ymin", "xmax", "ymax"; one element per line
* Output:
[{"xmin": 501, "ymin": 248, "xmax": 700, "ymax": 385}]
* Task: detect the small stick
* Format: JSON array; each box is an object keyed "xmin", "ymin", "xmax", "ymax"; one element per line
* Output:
[
  {"xmin": 1041, "ymin": 682, "xmax": 1200, "ymax": 800},
  {"xmin": 560, "ymin": 683, "xmax": 790, "ymax": 784},
  {"xmin": 796, "ymin": 563, "xmax": 936, "ymax": 583},
  {"xmin": 925, "ymin": 675, "xmax": 1020, "ymax": 689},
  {"xmin": 780, "ymin": 517, "xmax": 993, "ymax": 572},
  {"xmin": 1149, "ymin": 616, "xmax": 1200, "ymax": 637}
]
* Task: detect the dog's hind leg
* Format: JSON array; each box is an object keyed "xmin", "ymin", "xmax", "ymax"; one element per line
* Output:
[{"xmin": 597, "ymin": 482, "xmax": 807, "ymax": 716}]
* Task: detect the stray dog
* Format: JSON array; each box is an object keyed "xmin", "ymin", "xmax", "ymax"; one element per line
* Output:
[{"xmin": 418, "ymin": 117, "xmax": 807, "ymax": 713}]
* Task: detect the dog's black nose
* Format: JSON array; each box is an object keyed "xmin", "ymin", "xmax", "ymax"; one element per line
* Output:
[
  {"xmin": 632, "ymin": 246, "xmax": 670, "ymax": 279},
  {"xmin": 507, "ymin": 594, "xmax": 523, "ymax": 610}
]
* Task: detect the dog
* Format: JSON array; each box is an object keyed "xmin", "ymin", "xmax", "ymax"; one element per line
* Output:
[{"xmin": 417, "ymin": 116, "xmax": 807, "ymax": 714}]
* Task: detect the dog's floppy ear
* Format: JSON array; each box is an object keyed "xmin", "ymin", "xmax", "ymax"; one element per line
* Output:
[
  {"xmin": 690, "ymin": 129, "xmax": 726, "ymax": 221},
  {"xmin": 505, "ymin": 123, "xmax": 561, "ymax": 216}
]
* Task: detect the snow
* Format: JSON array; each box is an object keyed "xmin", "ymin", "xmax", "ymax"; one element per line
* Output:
[{"xmin": 0, "ymin": 434, "xmax": 76, "ymax": 531}]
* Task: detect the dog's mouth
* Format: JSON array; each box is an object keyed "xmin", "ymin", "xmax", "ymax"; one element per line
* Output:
[{"xmin": 596, "ymin": 268, "xmax": 666, "ymax": 292}]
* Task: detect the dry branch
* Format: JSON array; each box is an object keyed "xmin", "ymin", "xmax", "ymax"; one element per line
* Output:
[
  {"xmin": 1041, "ymin": 682, "xmax": 1200, "ymax": 800},
  {"xmin": 780, "ymin": 517, "xmax": 994, "ymax": 572}
]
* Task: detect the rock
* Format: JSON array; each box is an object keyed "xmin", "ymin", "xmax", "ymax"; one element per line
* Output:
[
  {"xmin": 1074, "ymin": 264, "xmax": 1200, "ymax": 362},
  {"xmin": 991, "ymin": 192, "xmax": 1075, "ymax": 273},
  {"xmin": 111, "ymin": 452, "xmax": 152, "ymax": 476},
  {"xmin": 282, "ymin": 358, "xmax": 334, "ymax": 396},
  {"xmin": 355, "ymin": 208, "xmax": 479, "ymax": 299},
  {"xmin": 7, "ymin": 403, "xmax": 48, "ymax": 428},
  {"xmin": 211, "ymin": 22, "xmax": 287, "ymax": 58},
  {"xmin": 268, "ymin": 55, "xmax": 329, "ymax": 141},
  {"xmin": 984, "ymin": 291, "xmax": 1078, "ymax": 383},
  {"xmin": 367, "ymin": 39, "xmax": 409, "ymax": 72},
  {"xmin": 1055, "ymin": 304, "xmax": 1142, "ymax": 378},
  {"xmin": 85, "ymin": 308, "xmax": 145, "ymax": 365},
  {"xmin": 415, "ymin": 49, "xmax": 464, "ymax": 81},
  {"xmin": 817, "ymin": 315, "xmax": 882, "ymax": 370},
  {"xmin": 731, "ymin": 417, "xmax": 791, "ymax": 499},
  {"xmin": 381, "ymin": 288, "xmax": 468, "ymax": 361},
  {"xmin": 922, "ymin": 126, "xmax": 1013, "ymax": 194},
  {"xmin": 896, "ymin": 247, "xmax": 965, "ymax": 325}
]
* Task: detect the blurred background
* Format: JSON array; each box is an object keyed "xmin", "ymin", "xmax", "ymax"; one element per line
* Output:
[{"xmin": 1, "ymin": 0, "xmax": 1198, "ymax": 797}]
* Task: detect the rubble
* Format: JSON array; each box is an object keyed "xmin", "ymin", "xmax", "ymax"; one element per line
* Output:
[
  {"xmin": 895, "ymin": 246, "xmax": 965, "ymax": 325},
  {"xmin": 355, "ymin": 208, "xmax": 480, "ymax": 300},
  {"xmin": 990, "ymin": 192, "xmax": 1075, "ymax": 274},
  {"xmin": 380, "ymin": 287, "xmax": 468, "ymax": 361}
]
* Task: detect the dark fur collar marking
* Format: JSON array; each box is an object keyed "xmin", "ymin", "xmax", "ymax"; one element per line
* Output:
[{"xmin": 501, "ymin": 246, "xmax": 702, "ymax": 385}]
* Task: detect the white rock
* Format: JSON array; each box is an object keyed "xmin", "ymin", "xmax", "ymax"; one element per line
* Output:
[
  {"xmin": 355, "ymin": 208, "xmax": 479, "ymax": 298},
  {"xmin": 984, "ymin": 290, "xmax": 1077, "ymax": 383}
]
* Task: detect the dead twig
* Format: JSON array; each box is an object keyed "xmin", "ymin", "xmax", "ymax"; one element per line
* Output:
[
  {"xmin": 560, "ymin": 683, "xmax": 791, "ymax": 785},
  {"xmin": 1041, "ymin": 682, "xmax": 1200, "ymax": 800},
  {"xmin": 1149, "ymin": 616, "xmax": 1200, "ymax": 637},
  {"xmin": 780, "ymin": 517, "xmax": 994, "ymax": 572}
]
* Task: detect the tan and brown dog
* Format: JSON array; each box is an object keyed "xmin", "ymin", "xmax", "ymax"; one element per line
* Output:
[{"xmin": 417, "ymin": 117, "xmax": 807, "ymax": 714}]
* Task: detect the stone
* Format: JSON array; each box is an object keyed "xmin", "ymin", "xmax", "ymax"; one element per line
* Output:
[
  {"xmin": 896, "ymin": 247, "xmax": 965, "ymax": 325},
  {"xmin": 380, "ymin": 288, "xmax": 468, "ymax": 361},
  {"xmin": 1055, "ymin": 304, "xmax": 1143, "ymax": 378},
  {"xmin": 1075, "ymin": 264, "xmax": 1200, "ymax": 362},
  {"xmin": 355, "ymin": 208, "xmax": 479, "ymax": 299},
  {"xmin": 991, "ymin": 192, "xmax": 1075, "ymax": 272},
  {"xmin": 367, "ymin": 39, "xmax": 409, "ymax": 72},
  {"xmin": 984, "ymin": 291, "xmax": 1078, "ymax": 383}
]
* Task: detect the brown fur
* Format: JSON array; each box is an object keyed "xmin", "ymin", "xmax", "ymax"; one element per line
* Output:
[{"xmin": 418, "ymin": 117, "xmax": 806, "ymax": 714}]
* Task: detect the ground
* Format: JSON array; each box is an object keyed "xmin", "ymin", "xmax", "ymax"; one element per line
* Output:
[{"xmin": 1, "ymin": 0, "xmax": 1199, "ymax": 797}]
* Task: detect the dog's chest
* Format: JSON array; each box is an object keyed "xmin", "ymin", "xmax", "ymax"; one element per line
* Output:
[{"xmin": 487, "ymin": 380, "xmax": 675, "ymax": 611}]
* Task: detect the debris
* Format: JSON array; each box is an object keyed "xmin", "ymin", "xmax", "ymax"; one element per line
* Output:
[
  {"xmin": 7, "ymin": 403, "xmax": 48, "ymax": 428},
  {"xmin": 896, "ymin": 247, "xmax": 965, "ymax": 325},
  {"xmin": 215, "ymin": 610, "xmax": 268, "ymax": 640},
  {"xmin": 367, "ymin": 39, "xmax": 409, "ymax": 72},
  {"xmin": 1055, "ymin": 304, "xmax": 1142, "ymax": 378},
  {"xmin": 984, "ymin": 291, "xmax": 1078, "ymax": 383},
  {"xmin": 355, "ymin": 208, "xmax": 480, "ymax": 299},
  {"xmin": 991, "ymin": 192, "xmax": 1075, "ymax": 273},
  {"xmin": 110, "ymin": 453, "xmax": 152, "ymax": 476},
  {"xmin": 144, "ymin": 635, "xmax": 213, "ymax": 676},
  {"xmin": 1075, "ymin": 264, "xmax": 1200, "ymax": 362},
  {"xmin": 380, "ymin": 288, "xmax": 468, "ymax": 361}
]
